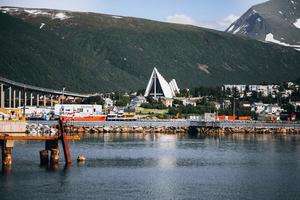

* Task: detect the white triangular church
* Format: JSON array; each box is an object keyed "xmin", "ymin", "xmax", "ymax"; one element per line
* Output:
[{"xmin": 144, "ymin": 67, "xmax": 180, "ymax": 98}]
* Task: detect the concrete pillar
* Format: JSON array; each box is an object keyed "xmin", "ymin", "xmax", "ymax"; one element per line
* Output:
[
  {"xmin": 8, "ymin": 87, "xmax": 11, "ymax": 108},
  {"xmin": 2, "ymin": 146, "xmax": 13, "ymax": 166},
  {"xmin": 37, "ymin": 94, "xmax": 39, "ymax": 107},
  {"xmin": 30, "ymin": 93, "xmax": 33, "ymax": 106},
  {"xmin": 1, "ymin": 84, "xmax": 4, "ymax": 108},
  {"xmin": 24, "ymin": 92, "xmax": 27, "ymax": 106},
  {"xmin": 43, "ymin": 95, "xmax": 47, "ymax": 107},
  {"xmin": 13, "ymin": 90, "xmax": 16, "ymax": 108},
  {"xmin": 18, "ymin": 90, "xmax": 21, "ymax": 107},
  {"xmin": 50, "ymin": 96, "xmax": 54, "ymax": 107},
  {"xmin": 2, "ymin": 147, "xmax": 13, "ymax": 166}
]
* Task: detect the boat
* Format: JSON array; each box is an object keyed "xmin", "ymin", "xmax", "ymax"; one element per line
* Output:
[
  {"xmin": 60, "ymin": 114, "xmax": 106, "ymax": 121},
  {"xmin": 55, "ymin": 104, "xmax": 106, "ymax": 121}
]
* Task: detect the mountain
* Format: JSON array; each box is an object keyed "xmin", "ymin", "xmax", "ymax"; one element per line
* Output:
[
  {"xmin": 226, "ymin": 0, "xmax": 300, "ymax": 50},
  {"xmin": 1, "ymin": 6, "xmax": 300, "ymax": 93}
]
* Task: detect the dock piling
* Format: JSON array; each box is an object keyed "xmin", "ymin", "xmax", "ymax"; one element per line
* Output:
[
  {"xmin": 50, "ymin": 149, "xmax": 59, "ymax": 165},
  {"xmin": 2, "ymin": 147, "xmax": 13, "ymax": 166},
  {"xmin": 39, "ymin": 150, "xmax": 49, "ymax": 166}
]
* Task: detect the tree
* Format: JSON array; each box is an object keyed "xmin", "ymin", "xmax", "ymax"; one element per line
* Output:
[
  {"xmin": 225, "ymin": 88, "xmax": 231, "ymax": 97},
  {"xmin": 82, "ymin": 96, "xmax": 104, "ymax": 105},
  {"xmin": 232, "ymin": 87, "xmax": 239, "ymax": 98},
  {"xmin": 115, "ymin": 95, "xmax": 130, "ymax": 107}
]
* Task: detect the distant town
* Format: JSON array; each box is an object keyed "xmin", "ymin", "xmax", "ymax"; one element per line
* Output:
[{"xmin": 2, "ymin": 67, "xmax": 299, "ymax": 122}]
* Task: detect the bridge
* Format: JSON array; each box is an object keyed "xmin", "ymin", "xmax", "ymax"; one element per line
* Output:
[{"xmin": 0, "ymin": 76, "xmax": 90, "ymax": 108}]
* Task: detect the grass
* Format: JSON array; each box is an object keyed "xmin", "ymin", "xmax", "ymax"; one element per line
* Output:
[{"xmin": 136, "ymin": 107, "xmax": 168, "ymax": 115}]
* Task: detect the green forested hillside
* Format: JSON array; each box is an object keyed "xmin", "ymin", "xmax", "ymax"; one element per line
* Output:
[{"xmin": 0, "ymin": 7, "xmax": 300, "ymax": 93}]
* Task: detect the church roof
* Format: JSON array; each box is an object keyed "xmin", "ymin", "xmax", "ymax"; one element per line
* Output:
[{"xmin": 144, "ymin": 67, "xmax": 179, "ymax": 98}]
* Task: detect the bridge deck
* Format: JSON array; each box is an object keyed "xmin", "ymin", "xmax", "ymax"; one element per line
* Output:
[{"xmin": 0, "ymin": 76, "xmax": 90, "ymax": 98}]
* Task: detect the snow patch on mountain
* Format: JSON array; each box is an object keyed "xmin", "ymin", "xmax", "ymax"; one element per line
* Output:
[
  {"xmin": 227, "ymin": 25, "xmax": 235, "ymax": 32},
  {"xmin": 0, "ymin": 7, "xmax": 19, "ymax": 13},
  {"xmin": 53, "ymin": 12, "xmax": 70, "ymax": 20},
  {"xmin": 112, "ymin": 16, "xmax": 123, "ymax": 19},
  {"xmin": 233, "ymin": 27, "xmax": 241, "ymax": 34},
  {"xmin": 265, "ymin": 33, "xmax": 300, "ymax": 49},
  {"xmin": 39, "ymin": 23, "xmax": 45, "ymax": 29},
  {"xmin": 0, "ymin": 7, "xmax": 71, "ymax": 20},
  {"xmin": 24, "ymin": 9, "xmax": 50, "ymax": 16},
  {"xmin": 294, "ymin": 18, "xmax": 300, "ymax": 29}
]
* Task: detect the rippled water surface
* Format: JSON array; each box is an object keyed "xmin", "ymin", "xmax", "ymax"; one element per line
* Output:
[{"xmin": 1, "ymin": 133, "xmax": 300, "ymax": 200}]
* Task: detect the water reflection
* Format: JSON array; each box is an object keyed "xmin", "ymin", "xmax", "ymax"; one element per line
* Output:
[{"xmin": 1, "ymin": 133, "xmax": 300, "ymax": 200}]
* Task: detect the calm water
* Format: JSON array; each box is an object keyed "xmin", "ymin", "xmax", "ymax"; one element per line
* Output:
[{"xmin": 1, "ymin": 133, "xmax": 300, "ymax": 200}]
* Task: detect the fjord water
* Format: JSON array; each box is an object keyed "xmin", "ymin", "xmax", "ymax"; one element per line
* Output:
[{"xmin": 1, "ymin": 134, "xmax": 300, "ymax": 200}]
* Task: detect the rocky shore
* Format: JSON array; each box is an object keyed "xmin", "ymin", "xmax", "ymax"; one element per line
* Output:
[
  {"xmin": 25, "ymin": 123, "xmax": 300, "ymax": 136},
  {"xmin": 67, "ymin": 126, "xmax": 189, "ymax": 134},
  {"xmin": 191, "ymin": 127, "xmax": 300, "ymax": 136}
]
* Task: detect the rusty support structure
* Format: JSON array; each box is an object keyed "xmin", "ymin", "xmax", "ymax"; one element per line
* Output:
[{"xmin": 59, "ymin": 120, "xmax": 72, "ymax": 164}]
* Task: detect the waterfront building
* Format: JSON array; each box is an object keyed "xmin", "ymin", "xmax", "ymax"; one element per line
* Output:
[
  {"xmin": 104, "ymin": 98, "xmax": 114, "ymax": 109},
  {"xmin": 129, "ymin": 96, "xmax": 147, "ymax": 109},
  {"xmin": 160, "ymin": 98, "xmax": 173, "ymax": 107},
  {"xmin": 144, "ymin": 67, "xmax": 180, "ymax": 99}
]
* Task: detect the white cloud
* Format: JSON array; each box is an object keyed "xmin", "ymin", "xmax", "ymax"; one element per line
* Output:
[
  {"xmin": 217, "ymin": 14, "xmax": 239, "ymax": 29},
  {"xmin": 166, "ymin": 14, "xmax": 196, "ymax": 26},
  {"xmin": 165, "ymin": 14, "xmax": 239, "ymax": 31}
]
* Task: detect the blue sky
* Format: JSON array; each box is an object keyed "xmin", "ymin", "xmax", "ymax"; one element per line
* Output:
[{"xmin": 0, "ymin": 0, "xmax": 268, "ymax": 30}]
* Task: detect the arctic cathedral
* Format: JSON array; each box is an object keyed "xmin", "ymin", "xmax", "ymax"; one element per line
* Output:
[{"xmin": 144, "ymin": 67, "xmax": 180, "ymax": 99}]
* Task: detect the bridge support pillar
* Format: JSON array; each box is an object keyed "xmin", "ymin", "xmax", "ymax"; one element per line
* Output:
[
  {"xmin": 50, "ymin": 96, "xmax": 54, "ymax": 107},
  {"xmin": 18, "ymin": 90, "xmax": 21, "ymax": 107},
  {"xmin": 43, "ymin": 95, "xmax": 47, "ymax": 107},
  {"xmin": 37, "ymin": 94, "xmax": 39, "ymax": 107},
  {"xmin": 8, "ymin": 87, "xmax": 11, "ymax": 108},
  {"xmin": 1, "ymin": 84, "xmax": 4, "ymax": 108},
  {"xmin": 13, "ymin": 90, "xmax": 16, "ymax": 108},
  {"xmin": 24, "ymin": 92, "xmax": 27, "ymax": 107},
  {"xmin": 30, "ymin": 93, "xmax": 33, "ymax": 107}
]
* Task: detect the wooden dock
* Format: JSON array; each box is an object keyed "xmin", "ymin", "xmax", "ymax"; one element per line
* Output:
[{"xmin": 0, "ymin": 120, "xmax": 80, "ymax": 170}]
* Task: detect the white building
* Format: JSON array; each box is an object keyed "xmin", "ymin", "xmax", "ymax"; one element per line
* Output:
[
  {"xmin": 249, "ymin": 85, "xmax": 279, "ymax": 97},
  {"xmin": 223, "ymin": 85, "xmax": 246, "ymax": 94},
  {"xmin": 129, "ymin": 96, "xmax": 147, "ymax": 108},
  {"xmin": 264, "ymin": 104, "xmax": 283, "ymax": 115},
  {"xmin": 104, "ymin": 98, "xmax": 114, "ymax": 109},
  {"xmin": 251, "ymin": 102, "xmax": 268, "ymax": 114},
  {"xmin": 144, "ymin": 67, "xmax": 180, "ymax": 99}
]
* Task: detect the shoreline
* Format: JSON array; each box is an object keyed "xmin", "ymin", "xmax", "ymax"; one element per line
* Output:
[{"xmin": 66, "ymin": 125, "xmax": 300, "ymax": 136}]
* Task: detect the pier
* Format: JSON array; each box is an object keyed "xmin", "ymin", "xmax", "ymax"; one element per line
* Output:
[{"xmin": 0, "ymin": 120, "xmax": 80, "ymax": 170}]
